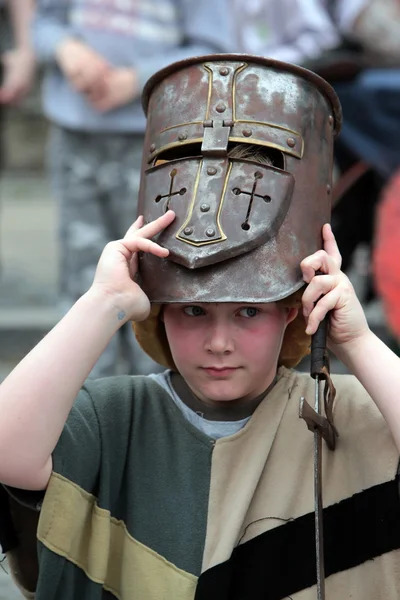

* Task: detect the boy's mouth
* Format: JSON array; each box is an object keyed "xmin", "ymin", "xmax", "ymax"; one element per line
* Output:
[{"xmin": 201, "ymin": 367, "xmax": 239, "ymax": 377}]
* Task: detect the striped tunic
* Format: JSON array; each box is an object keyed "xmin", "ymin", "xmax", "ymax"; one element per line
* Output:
[{"xmin": 7, "ymin": 366, "xmax": 400, "ymax": 599}]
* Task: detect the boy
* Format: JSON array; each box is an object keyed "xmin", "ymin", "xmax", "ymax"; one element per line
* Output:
[{"xmin": 1, "ymin": 55, "xmax": 400, "ymax": 600}]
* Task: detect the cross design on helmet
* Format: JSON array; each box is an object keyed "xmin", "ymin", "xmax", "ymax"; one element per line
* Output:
[
  {"xmin": 232, "ymin": 171, "xmax": 271, "ymax": 230},
  {"xmin": 155, "ymin": 168, "xmax": 187, "ymax": 212}
]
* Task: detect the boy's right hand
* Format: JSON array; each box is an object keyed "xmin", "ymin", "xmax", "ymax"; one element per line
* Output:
[
  {"xmin": 90, "ymin": 211, "xmax": 176, "ymax": 323},
  {"xmin": 56, "ymin": 38, "xmax": 110, "ymax": 96}
]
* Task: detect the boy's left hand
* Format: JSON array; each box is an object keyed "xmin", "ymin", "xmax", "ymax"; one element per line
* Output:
[{"xmin": 300, "ymin": 223, "xmax": 370, "ymax": 351}]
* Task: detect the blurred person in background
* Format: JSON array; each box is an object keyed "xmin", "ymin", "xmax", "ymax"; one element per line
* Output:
[
  {"xmin": 233, "ymin": 0, "xmax": 400, "ymax": 300},
  {"xmin": 326, "ymin": 0, "xmax": 400, "ymax": 179},
  {"xmin": 326, "ymin": 0, "xmax": 400, "ymax": 313},
  {"xmin": 233, "ymin": 0, "xmax": 341, "ymax": 64},
  {"xmin": 0, "ymin": 0, "xmax": 36, "ymax": 266},
  {"xmin": 331, "ymin": 0, "xmax": 400, "ymax": 66},
  {"xmin": 33, "ymin": 0, "xmax": 232, "ymax": 378},
  {"xmin": 232, "ymin": 0, "xmax": 400, "ymax": 179}
]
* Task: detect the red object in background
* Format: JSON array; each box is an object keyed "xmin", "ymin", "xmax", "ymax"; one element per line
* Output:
[{"xmin": 373, "ymin": 169, "xmax": 400, "ymax": 338}]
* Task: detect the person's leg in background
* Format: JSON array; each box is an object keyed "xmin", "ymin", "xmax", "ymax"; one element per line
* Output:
[
  {"xmin": 49, "ymin": 127, "xmax": 162, "ymax": 377},
  {"xmin": 48, "ymin": 126, "xmax": 122, "ymax": 377}
]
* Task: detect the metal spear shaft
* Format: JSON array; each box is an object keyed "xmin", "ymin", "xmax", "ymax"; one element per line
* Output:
[{"xmin": 310, "ymin": 315, "xmax": 329, "ymax": 600}]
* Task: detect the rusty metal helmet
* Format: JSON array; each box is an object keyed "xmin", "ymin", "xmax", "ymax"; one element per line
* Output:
[{"xmin": 133, "ymin": 54, "xmax": 342, "ymax": 368}]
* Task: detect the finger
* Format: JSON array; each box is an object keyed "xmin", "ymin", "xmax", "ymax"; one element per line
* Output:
[
  {"xmin": 302, "ymin": 274, "xmax": 338, "ymax": 317},
  {"xmin": 0, "ymin": 87, "xmax": 22, "ymax": 104},
  {"xmin": 0, "ymin": 88, "xmax": 13, "ymax": 103},
  {"xmin": 70, "ymin": 73, "xmax": 89, "ymax": 93},
  {"xmin": 123, "ymin": 236, "xmax": 170, "ymax": 257},
  {"xmin": 131, "ymin": 210, "xmax": 176, "ymax": 240},
  {"xmin": 322, "ymin": 223, "xmax": 342, "ymax": 268},
  {"xmin": 90, "ymin": 97, "xmax": 113, "ymax": 113},
  {"xmin": 300, "ymin": 249, "xmax": 340, "ymax": 283},
  {"xmin": 72, "ymin": 69, "xmax": 105, "ymax": 94},
  {"xmin": 123, "ymin": 215, "xmax": 144, "ymax": 239},
  {"xmin": 80, "ymin": 80, "xmax": 104, "ymax": 95},
  {"xmin": 84, "ymin": 83, "xmax": 108, "ymax": 104},
  {"xmin": 85, "ymin": 71, "xmax": 109, "ymax": 93},
  {"xmin": 305, "ymin": 287, "xmax": 341, "ymax": 335}
]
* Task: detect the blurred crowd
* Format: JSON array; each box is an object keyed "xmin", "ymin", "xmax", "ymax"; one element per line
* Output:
[{"xmin": 1, "ymin": 0, "xmax": 400, "ymax": 377}]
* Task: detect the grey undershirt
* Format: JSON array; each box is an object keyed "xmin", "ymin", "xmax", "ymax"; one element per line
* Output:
[{"xmin": 148, "ymin": 371, "xmax": 250, "ymax": 440}]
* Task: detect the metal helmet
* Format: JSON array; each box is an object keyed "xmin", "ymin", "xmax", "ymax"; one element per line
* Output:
[
  {"xmin": 137, "ymin": 53, "xmax": 341, "ymax": 304},
  {"xmin": 133, "ymin": 54, "xmax": 342, "ymax": 368}
]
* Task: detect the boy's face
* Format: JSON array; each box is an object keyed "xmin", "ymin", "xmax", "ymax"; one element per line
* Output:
[{"xmin": 163, "ymin": 302, "xmax": 298, "ymax": 405}]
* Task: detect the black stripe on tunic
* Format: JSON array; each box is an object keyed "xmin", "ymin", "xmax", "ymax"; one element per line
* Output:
[{"xmin": 196, "ymin": 477, "xmax": 400, "ymax": 600}]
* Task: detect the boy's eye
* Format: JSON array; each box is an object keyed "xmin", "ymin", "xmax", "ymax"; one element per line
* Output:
[
  {"xmin": 239, "ymin": 307, "xmax": 259, "ymax": 318},
  {"xmin": 183, "ymin": 305, "xmax": 205, "ymax": 317}
]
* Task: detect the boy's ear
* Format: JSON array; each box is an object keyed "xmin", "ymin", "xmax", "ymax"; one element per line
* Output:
[{"xmin": 286, "ymin": 307, "xmax": 299, "ymax": 325}]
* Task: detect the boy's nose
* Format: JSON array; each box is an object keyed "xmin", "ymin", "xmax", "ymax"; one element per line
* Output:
[{"xmin": 205, "ymin": 323, "xmax": 234, "ymax": 354}]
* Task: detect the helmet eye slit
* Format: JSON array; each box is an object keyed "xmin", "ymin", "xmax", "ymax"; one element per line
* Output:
[
  {"xmin": 234, "ymin": 170, "xmax": 272, "ymax": 232},
  {"xmin": 153, "ymin": 169, "xmax": 187, "ymax": 211},
  {"xmin": 228, "ymin": 143, "xmax": 284, "ymax": 170}
]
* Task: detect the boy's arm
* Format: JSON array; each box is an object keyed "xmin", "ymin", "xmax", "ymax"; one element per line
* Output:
[
  {"xmin": 0, "ymin": 212, "xmax": 176, "ymax": 491},
  {"xmin": 0, "ymin": 292, "xmax": 127, "ymax": 491},
  {"xmin": 332, "ymin": 330, "xmax": 400, "ymax": 451},
  {"xmin": 301, "ymin": 224, "xmax": 400, "ymax": 452}
]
